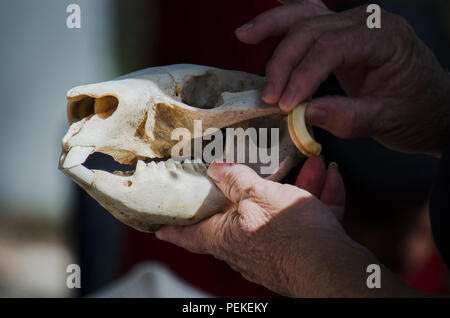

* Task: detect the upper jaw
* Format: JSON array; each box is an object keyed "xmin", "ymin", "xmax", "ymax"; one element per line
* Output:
[
  {"xmin": 58, "ymin": 145, "xmax": 211, "ymax": 186},
  {"xmin": 60, "ymin": 146, "xmax": 94, "ymax": 170}
]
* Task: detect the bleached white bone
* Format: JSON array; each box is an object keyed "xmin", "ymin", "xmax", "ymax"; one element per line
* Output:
[{"xmin": 59, "ymin": 64, "xmax": 302, "ymax": 232}]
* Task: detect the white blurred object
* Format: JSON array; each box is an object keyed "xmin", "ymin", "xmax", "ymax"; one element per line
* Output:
[
  {"xmin": 0, "ymin": 0, "xmax": 117, "ymax": 219},
  {"xmin": 91, "ymin": 261, "xmax": 211, "ymax": 298},
  {"xmin": 0, "ymin": 237, "xmax": 73, "ymax": 297}
]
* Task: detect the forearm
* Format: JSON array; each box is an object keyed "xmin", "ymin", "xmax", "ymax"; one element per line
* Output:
[{"xmin": 288, "ymin": 232, "xmax": 426, "ymax": 297}]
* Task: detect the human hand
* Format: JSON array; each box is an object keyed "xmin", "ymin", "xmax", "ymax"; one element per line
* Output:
[
  {"xmin": 236, "ymin": 1, "xmax": 450, "ymax": 155},
  {"xmin": 156, "ymin": 158, "xmax": 396, "ymax": 297}
]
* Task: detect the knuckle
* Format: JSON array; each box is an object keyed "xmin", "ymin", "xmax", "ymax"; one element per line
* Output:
[
  {"xmin": 242, "ymin": 180, "xmax": 266, "ymax": 200},
  {"xmin": 242, "ymin": 184, "xmax": 260, "ymax": 201}
]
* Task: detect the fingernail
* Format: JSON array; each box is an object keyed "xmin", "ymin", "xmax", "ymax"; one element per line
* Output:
[
  {"xmin": 236, "ymin": 21, "xmax": 254, "ymax": 32},
  {"xmin": 328, "ymin": 162, "xmax": 339, "ymax": 171},
  {"xmin": 207, "ymin": 162, "xmax": 233, "ymax": 181},
  {"xmin": 306, "ymin": 106, "xmax": 328, "ymax": 126},
  {"xmin": 262, "ymin": 82, "xmax": 274, "ymax": 101},
  {"xmin": 279, "ymin": 88, "xmax": 296, "ymax": 111}
]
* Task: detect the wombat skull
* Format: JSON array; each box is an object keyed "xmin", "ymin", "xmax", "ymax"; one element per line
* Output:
[{"xmin": 59, "ymin": 64, "xmax": 303, "ymax": 232}]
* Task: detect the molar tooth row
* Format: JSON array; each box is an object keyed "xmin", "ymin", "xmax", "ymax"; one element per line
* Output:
[
  {"xmin": 194, "ymin": 164, "xmax": 207, "ymax": 174},
  {"xmin": 147, "ymin": 161, "xmax": 157, "ymax": 169},
  {"xmin": 182, "ymin": 162, "xmax": 195, "ymax": 173},
  {"xmin": 135, "ymin": 157, "xmax": 208, "ymax": 174},
  {"xmin": 180, "ymin": 159, "xmax": 208, "ymax": 174},
  {"xmin": 157, "ymin": 161, "xmax": 165, "ymax": 169},
  {"xmin": 165, "ymin": 159, "xmax": 177, "ymax": 170},
  {"xmin": 174, "ymin": 161, "xmax": 182, "ymax": 169}
]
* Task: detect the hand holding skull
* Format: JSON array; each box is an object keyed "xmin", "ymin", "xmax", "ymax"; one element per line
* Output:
[
  {"xmin": 156, "ymin": 158, "xmax": 417, "ymax": 297},
  {"xmin": 236, "ymin": 0, "xmax": 450, "ymax": 155}
]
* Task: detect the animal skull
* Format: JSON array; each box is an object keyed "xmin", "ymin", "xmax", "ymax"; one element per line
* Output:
[{"xmin": 59, "ymin": 64, "xmax": 306, "ymax": 232}]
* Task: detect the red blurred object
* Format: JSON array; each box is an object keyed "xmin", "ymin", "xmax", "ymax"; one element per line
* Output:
[
  {"xmin": 151, "ymin": 0, "xmax": 280, "ymax": 75},
  {"xmin": 400, "ymin": 253, "xmax": 450, "ymax": 294}
]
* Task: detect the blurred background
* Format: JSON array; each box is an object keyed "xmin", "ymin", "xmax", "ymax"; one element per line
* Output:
[{"xmin": 0, "ymin": 0, "xmax": 449, "ymax": 297}]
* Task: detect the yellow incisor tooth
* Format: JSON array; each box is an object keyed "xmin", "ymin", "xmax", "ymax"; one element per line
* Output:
[{"xmin": 287, "ymin": 102, "xmax": 322, "ymax": 157}]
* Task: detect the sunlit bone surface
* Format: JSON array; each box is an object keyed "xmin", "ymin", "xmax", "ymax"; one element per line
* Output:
[{"xmin": 59, "ymin": 64, "xmax": 302, "ymax": 232}]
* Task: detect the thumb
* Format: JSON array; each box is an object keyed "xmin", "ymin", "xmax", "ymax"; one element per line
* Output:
[
  {"xmin": 207, "ymin": 162, "xmax": 265, "ymax": 203},
  {"xmin": 306, "ymin": 96, "xmax": 383, "ymax": 139}
]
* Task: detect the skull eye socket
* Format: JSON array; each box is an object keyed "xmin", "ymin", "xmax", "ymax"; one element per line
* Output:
[
  {"xmin": 67, "ymin": 95, "xmax": 119, "ymax": 124},
  {"xmin": 180, "ymin": 70, "xmax": 261, "ymax": 109}
]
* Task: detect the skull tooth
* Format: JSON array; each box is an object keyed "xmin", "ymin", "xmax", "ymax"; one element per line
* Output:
[
  {"xmin": 182, "ymin": 162, "xmax": 196, "ymax": 173},
  {"xmin": 165, "ymin": 159, "xmax": 176, "ymax": 170},
  {"xmin": 62, "ymin": 165, "xmax": 94, "ymax": 186},
  {"xmin": 157, "ymin": 161, "xmax": 166, "ymax": 169},
  {"xmin": 135, "ymin": 160, "xmax": 147, "ymax": 174},
  {"xmin": 61, "ymin": 146, "xmax": 94, "ymax": 169},
  {"xmin": 195, "ymin": 164, "xmax": 207, "ymax": 174},
  {"xmin": 174, "ymin": 161, "xmax": 182, "ymax": 169},
  {"xmin": 147, "ymin": 161, "xmax": 157, "ymax": 169}
]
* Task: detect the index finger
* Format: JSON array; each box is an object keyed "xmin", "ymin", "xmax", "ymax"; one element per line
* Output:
[{"xmin": 235, "ymin": 1, "xmax": 330, "ymax": 45}]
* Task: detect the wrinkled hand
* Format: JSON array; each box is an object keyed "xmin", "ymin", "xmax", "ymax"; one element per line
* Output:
[
  {"xmin": 156, "ymin": 158, "xmax": 390, "ymax": 297},
  {"xmin": 236, "ymin": 0, "xmax": 450, "ymax": 155}
]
